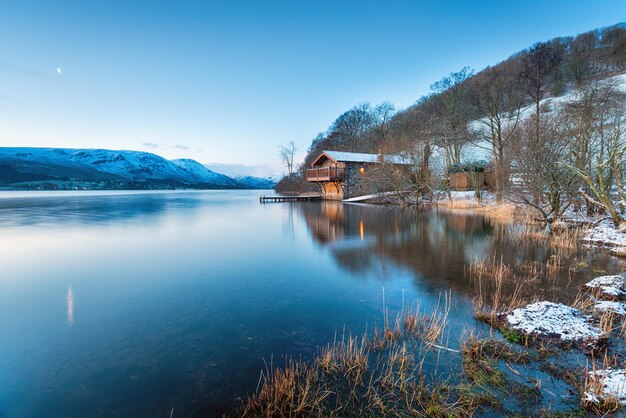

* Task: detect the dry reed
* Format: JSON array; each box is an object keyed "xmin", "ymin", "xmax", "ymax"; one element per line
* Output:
[{"xmin": 242, "ymin": 296, "xmax": 469, "ymax": 417}]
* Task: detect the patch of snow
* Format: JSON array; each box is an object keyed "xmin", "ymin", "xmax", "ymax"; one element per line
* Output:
[
  {"xmin": 467, "ymin": 73, "xmax": 626, "ymax": 166},
  {"xmin": 585, "ymin": 368, "xmax": 626, "ymax": 405},
  {"xmin": 343, "ymin": 191, "xmax": 398, "ymax": 202},
  {"xmin": 585, "ymin": 275, "xmax": 626, "ymax": 298},
  {"xmin": 503, "ymin": 301, "xmax": 603, "ymax": 342},
  {"xmin": 594, "ymin": 301, "xmax": 626, "ymax": 316},
  {"xmin": 583, "ymin": 219, "xmax": 626, "ymax": 248},
  {"xmin": 447, "ymin": 190, "xmax": 476, "ymax": 200}
]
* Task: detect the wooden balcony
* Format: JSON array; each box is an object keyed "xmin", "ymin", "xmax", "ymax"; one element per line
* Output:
[{"xmin": 306, "ymin": 166, "xmax": 344, "ymax": 182}]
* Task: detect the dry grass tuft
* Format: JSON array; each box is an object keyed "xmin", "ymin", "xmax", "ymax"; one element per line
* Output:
[
  {"xmin": 468, "ymin": 257, "xmax": 528, "ymax": 325},
  {"xmin": 242, "ymin": 296, "xmax": 470, "ymax": 417},
  {"xmin": 474, "ymin": 203, "xmax": 519, "ymax": 222},
  {"xmin": 460, "ymin": 334, "xmax": 537, "ymax": 392},
  {"xmin": 513, "ymin": 224, "xmax": 586, "ymax": 258},
  {"xmin": 581, "ymin": 355, "xmax": 624, "ymax": 415},
  {"xmin": 243, "ymin": 359, "xmax": 329, "ymax": 417}
]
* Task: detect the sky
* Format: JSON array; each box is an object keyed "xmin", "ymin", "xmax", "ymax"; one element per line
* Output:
[{"xmin": 0, "ymin": 0, "xmax": 624, "ymax": 173}]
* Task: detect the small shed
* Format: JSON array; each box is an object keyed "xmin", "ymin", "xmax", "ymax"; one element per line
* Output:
[
  {"xmin": 449, "ymin": 172, "xmax": 485, "ymax": 191},
  {"xmin": 306, "ymin": 149, "xmax": 411, "ymax": 200}
]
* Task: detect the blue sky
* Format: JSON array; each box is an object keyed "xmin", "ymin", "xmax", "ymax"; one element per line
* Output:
[{"xmin": 0, "ymin": 1, "xmax": 624, "ymax": 171}]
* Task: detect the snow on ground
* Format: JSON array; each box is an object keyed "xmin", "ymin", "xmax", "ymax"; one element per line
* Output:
[
  {"xmin": 594, "ymin": 301, "xmax": 626, "ymax": 316},
  {"xmin": 583, "ymin": 219, "xmax": 626, "ymax": 248},
  {"xmin": 468, "ymin": 74, "xmax": 626, "ymax": 162},
  {"xmin": 447, "ymin": 191, "xmax": 476, "ymax": 200},
  {"xmin": 585, "ymin": 368, "xmax": 626, "ymax": 405},
  {"xmin": 342, "ymin": 191, "xmax": 398, "ymax": 202},
  {"xmin": 503, "ymin": 301, "xmax": 603, "ymax": 343},
  {"xmin": 444, "ymin": 190, "xmax": 496, "ymax": 202},
  {"xmin": 432, "ymin": 191, "xmax": 498, "ymax": 208},
  {"xmin": 585, "ymin": 276, "xmax": 626, "ymax": 299}
]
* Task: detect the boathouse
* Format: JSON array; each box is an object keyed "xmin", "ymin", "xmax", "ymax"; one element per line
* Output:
[{"xmin": 305, "ymin": 148, "xmax": 411, "ymax": 200}]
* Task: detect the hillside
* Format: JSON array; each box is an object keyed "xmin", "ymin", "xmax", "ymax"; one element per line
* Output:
[
  {"xmin": 0, "ymin": 148, "xmax": 267, "ymax": 190},
  {"xmin": 170, "ymin": 159, "xmax": 239, "ymax": 186},
  {"xmin": 233, "ymin": 175, "xmax": 277, "ymax": 189},
  {"xmin": 297, "ymin": 22, "xmax": 626, "ymax": 172}
]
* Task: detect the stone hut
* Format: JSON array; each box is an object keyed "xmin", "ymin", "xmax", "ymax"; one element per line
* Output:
[{"xmin": 305, "ymin": 148, "xmax": 412, "ymax": 200}]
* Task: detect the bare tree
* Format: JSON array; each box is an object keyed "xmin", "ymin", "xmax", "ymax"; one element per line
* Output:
[
  {"xmin": 470, "ymin": 64, "xmax": 524, "ymax": 203},
  {"xmin": 279, "ymin": 141, "xmax": 297, "ymax": 177},
  {"xmin": 372, "ymin": 102, "xmax": 396, "ymax": 143},
  {"xmin": 328, "ymin": 103, "xmax": 375, "ymax": 152},
  {"xmin": 562, "ymin": 79, "xmax": 626, "ymax": 229},
  {"xmin": 430, "ymin": 66, "xmax": 475, "ymax": 169},
  {"xmin": 567, "ymin": 31, "xmax": 597, "ymax": 85},
  {"xmin": 509, "ymin": 112, "xmax": 578, "ymax": 233},
  {"xmin": 365, "ymin": 161, "xmax": 414, "ymax": 205},
  {"xmin": 520, "ymin": 41, "xmax": 563, "ymax": 145}
]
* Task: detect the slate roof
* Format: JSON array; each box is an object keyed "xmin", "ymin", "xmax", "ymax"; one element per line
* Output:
[{"xmin": 317, "ymin": 150, "xmax": 411, "ymax": 165}]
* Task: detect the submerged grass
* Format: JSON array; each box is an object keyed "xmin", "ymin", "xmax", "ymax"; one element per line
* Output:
[
  {"xmin": 582, "ymin": 359, "xmax": 624, "ymax": 416},
  {"xmin": 513, "ymin": 224, "xmax": 586, "ymax": 258},
  {"xmin": 242, "ymin": 295, "xmax": 478, "ymax": 417},
  {"xmin": 242, "ymin": 222, "xmax": 626, "ymax": 417}
]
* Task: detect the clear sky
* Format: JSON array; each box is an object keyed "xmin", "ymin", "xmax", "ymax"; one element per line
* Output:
[{"xmin": 0, "ymin": 1, "xmax": 624, "ymax": 171}]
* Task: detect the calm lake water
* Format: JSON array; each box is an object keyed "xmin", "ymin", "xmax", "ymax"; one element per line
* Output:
[{"xmin": 0, "ymin": 190, "xmax": 621, "ymax": 417}]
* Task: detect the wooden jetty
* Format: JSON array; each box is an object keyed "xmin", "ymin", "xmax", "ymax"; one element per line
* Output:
[{"xmin": 259, "ymin": 195, "xmax": 322, "ymax": 203}]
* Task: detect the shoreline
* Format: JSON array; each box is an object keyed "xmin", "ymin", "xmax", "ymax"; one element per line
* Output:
[{"xmin": 348, "ymin": 189, "xmax": 626, "ymax": 252}]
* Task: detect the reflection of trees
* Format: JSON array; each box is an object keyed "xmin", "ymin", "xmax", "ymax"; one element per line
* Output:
[
  {"xmin": 299, "ymin": 203, "xmax": 620, "ymax": 300},
  {"xmin": 302, "ymin": 203, "xmax": 496, "ymax": 294}
]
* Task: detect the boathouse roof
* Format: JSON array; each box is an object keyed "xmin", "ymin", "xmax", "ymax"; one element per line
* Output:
[{"xmin": 313, "ymin": 150, "xmax": 411, "ymax": 166}]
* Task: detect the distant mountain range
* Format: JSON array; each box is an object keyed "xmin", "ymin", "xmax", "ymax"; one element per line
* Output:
[
  {"xmin": 204, "ymin": 162, "xmax": 279, "ymax": 179},
  {"xmin": 0, "ymin": 147, "xmax": 277, "ymax": 190}
]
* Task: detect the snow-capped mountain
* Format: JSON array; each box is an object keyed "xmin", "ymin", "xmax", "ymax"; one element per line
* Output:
[
  {"xmin": 233, "ymin": 175, "xmax": 277, "ymax": 189},
  {"xmin": 0, "ymin": 147, "xmax": 268, "ymax": 190},
  {"xmin": 170, "ymin": 159, "xmax": 239, "ymax": 186},
  {"xmin": 203, "ymin": 162, "xmax": 279, "ymax": 189}
]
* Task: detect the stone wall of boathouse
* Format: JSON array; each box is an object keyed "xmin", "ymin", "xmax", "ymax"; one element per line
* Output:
[{"xmin": 343, "ymin": 163, "xmax": 372, "ymax": 199}]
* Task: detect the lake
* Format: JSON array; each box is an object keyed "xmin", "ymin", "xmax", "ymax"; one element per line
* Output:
[{"xmin": 0, "ymin": 190, "xmax": 620, "ymax": 417}]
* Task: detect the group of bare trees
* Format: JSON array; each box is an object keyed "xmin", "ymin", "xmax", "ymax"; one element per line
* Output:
[
  {"xmin": 279, "ymin": 141, "xmax": 297, "ymax": 177},
  {"xmin": 562, "ymin": 79, "xmax": 626, "ymax": 229},
  {"xmin": 495, "ymin": 77, "xmax": 626, "ymax": 231},
  {"xmin": 278, "ymin": 23, "xmax": 626, "ymax": 230}
]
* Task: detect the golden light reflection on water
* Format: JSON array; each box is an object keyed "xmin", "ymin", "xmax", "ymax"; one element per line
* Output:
[
  {"xmin": 359, "ymin": 220, "xmax": 364, "ymax": 241},
  {"xmin": 66, "ymin": 285, "xmax": 74, "ymax": 326}
]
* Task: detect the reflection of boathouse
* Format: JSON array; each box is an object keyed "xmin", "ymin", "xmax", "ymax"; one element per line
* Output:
[
  {"xmin": 305, "ymin": 149, "xmax": 411, "ymax": 200},
  {"xmin": 300, "ymin": 202, "xmax": 497, "ymax": 292}
]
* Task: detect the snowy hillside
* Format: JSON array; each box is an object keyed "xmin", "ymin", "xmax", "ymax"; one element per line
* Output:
[
  {"xmin": 170, "ymin": 159, "xmax": 239, "ymax": 186},
  {"xmin": 203, "ymin": 162, "xmax": 279, "ymax": 189},
  {"xmin": 0, "ymin": 147, "xmax": 243, "ymax": 189},
  {"xmin": 464, "ymin": 73, "xmax": 626, "ymax": 163},
  {"xmin": 234, "ymin": 175, "xmax": 277, "ymax": 189}
]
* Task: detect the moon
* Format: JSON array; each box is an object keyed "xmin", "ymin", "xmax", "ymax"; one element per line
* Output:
[{"xmin": 56, "ymin": 67, "xmax": 62, "ymax": 74}]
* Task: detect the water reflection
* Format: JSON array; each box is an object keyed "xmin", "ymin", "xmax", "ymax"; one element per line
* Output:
[
  {"xmin": 300, "ymin": 201, "xmax": 622, "ymax": 301},
  {"xmin": 66, "ymin": 285, "xmax": 74, "ymax": 326},
  {"xmin": 0, "ymin": 190, "xmax": 246, "ymax": 228},
  {"xmin": 0, "ymin": 192, "xmax": 623, "ymax": 418}
]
